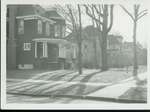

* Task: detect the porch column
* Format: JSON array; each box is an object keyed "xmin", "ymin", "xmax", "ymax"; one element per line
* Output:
[
  {"xmin": 43, "ymin": 42, "xmax": 45, "ymax": 57},
  {"xmin": 45, "ymin": 42, "xmax": 48, "ymax": 57},
  {"xmin": 43, "ymin": 42, "xmax": 48, "ymax": 57},
  {"xmin": 35, "ymin": 42, "xmax": 37, "ymax": 58}
]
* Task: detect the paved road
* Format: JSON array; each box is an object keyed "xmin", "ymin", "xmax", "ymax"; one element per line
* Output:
[{"xmin": 7, "ymin": 94, "xmax": 120, "ymax": 104}]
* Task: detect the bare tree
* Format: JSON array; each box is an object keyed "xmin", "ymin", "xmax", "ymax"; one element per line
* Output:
[
  {"xmin": 54, "ymin": 5, "xmax": 83, "ymax": 74},
  {"xmin": 120, "ymin": 5, "xmax": 148, "ymax": 81},
  {"xmin": 84, "ymin": 4, "xmax": 114, "ymax": 71},
  {"xmin": 77, "ymin": 4, "xmax": 82, "ymax": 74},
  {"xmin": 53, "ymin": 5, "xmax": 78, "ymax": 34}
]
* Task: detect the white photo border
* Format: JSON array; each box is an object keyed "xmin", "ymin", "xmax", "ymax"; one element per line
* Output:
[{"xmin": 1, "ymin": 0, "xmax": 150, "ymax": 110}]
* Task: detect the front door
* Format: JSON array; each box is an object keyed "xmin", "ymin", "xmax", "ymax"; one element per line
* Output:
[{"xmin": 48, "ymin": 44, "xmax": 58, "ymax": 61}]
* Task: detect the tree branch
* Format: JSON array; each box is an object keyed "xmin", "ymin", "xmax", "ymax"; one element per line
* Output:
[
  {"xmin": 138, "ymin": 9, "xmax": 148, "ymax": 16},
  {"xmin": 120, "ymin": 5, "xmax": 135, "ymax": 21},
  {"xmin": 84, "ymin": 5, "xmax": 101, "ymax": 23},
  {"xmin": 93, "ymin": 4, "xmax": 104, "ymax": 17},
  {"xmin": 85, "ymin": 5, "xmax": 103, "ymax": 25},
  {"xmin": 67, "ymin": 5, "xmax": 78, "ymax": 30},
  {"xmin": 137, "ymin": 12, "xmax": 147, "ymax": 20},
  {"xmin": 134, "ymin": 4, "xmax": 140, "ymax": 19},
  {"xmin": 66, "ymin": 23, "xmax": 73, "ymax": 31}
]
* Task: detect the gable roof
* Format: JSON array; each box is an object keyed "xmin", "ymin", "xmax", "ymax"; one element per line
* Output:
[
  {"xmin": 45, "ymin": 10, "xmax": 63, "ymax": 18},
  {"xmin": 15, "ymin": 5, "xmax": 61, "ymax": 24}
]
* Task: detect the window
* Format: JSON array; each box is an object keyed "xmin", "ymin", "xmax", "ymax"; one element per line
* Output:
[
  {"xmin": 37, "ymin": 20, "xmax": 42, "ymax": 34},
  {"xmin": 23, "ymin": 43, "xmax": 31, "ymax": 51},
  {"xmin": 18, "ymin": 19, "xmax": 24, "ymax": 34},
  {"xmin": 36, "ymin": 42, "xmax": 48, "ymax": 58},
  {"xmin": 59, "ymin": 44, "xmax": 66, "ymax": 58},
  {"xmin": 46, "ymin": 22, "xmax": 50, "ymax": 36},
  {"xmin": 54, "ymin": 25, "xmax": 60, "ymax": 37}
]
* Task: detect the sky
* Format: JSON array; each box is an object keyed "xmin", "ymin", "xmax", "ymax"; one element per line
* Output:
[
  {"xmin": 43, "ymin": 4, "xmax": 149, "ymax": 48},
  {"xmin": 80, "ymin": 5, "xmax": 148, "ymax": 48}
]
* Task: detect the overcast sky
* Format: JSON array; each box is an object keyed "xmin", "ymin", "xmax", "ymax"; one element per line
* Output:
[
  {"xmin": 43, "ymin": 4, "xmax": 148, "ymax": 47},
  {"xmin": 80, "ymin": 5, "xmax": 148, "ymax": 48}
]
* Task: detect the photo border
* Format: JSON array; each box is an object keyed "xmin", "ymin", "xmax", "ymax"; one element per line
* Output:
[{"xmin": 1, "ymin": 0, "xmax": 150, "ymax": 110}]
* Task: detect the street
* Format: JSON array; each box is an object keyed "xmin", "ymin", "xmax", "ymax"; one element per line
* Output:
[{"xmin": 7, "ymin": 94, "xmax": 120, "ymax": 104}]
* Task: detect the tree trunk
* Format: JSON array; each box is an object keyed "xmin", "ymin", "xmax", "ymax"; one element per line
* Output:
[
  {"xmin": 101, "ymin": 7, "xmax": 109, "ymax": 71},
  {"xmin": 78, "ymin": 5, "xmax": 82, "ymax": 74},
  {"xmin": 133, "ymin": 21, "xmax": 138, "ymax": 79},
  {"xmin": 101, "ymin": 32, "xmax": 108, "ymax": 71},
  {"xmin": 93, "ymin": 38, "xmax": 98, "ymax": 68}
]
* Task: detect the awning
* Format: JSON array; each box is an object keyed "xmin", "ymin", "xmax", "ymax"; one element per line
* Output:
[{"xmin": 32, "ymin": 38, "xmax": 71, "ymax": 46}]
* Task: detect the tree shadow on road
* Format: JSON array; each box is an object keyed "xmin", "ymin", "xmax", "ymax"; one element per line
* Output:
[
  {"xmin": 68, "ymin": 70, "xmax": 101, "ymax": 82},
  {"xmin": 47, "ymin": 71, "xmax": 75, "ymax": 81}
]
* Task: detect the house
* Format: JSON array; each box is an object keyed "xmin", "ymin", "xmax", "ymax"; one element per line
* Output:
[
  {"xmin": 107, "ymin": 34, "xmax": 123, "ymax": 50},
  {"xmin": 122, "ymin": 41, "xmax": 147, "ymax": 66},
  {"xmin": 107, "ymin": 34, "xmax": 124, "ymax": 67},
  {"xmin": 107, "ymin": 39, "xmax": 147, "ymax": 68},
  {"xmin": 66, "ymin": 25, "xmax": 102, "ymax": 68},
  {"xmin": 7, "ymin": 5, "xmax": 77, "ymax": 70}
]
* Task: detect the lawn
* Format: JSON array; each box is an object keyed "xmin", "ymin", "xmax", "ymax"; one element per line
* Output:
[
  {"xmin": 7, "ymin": 65, "xmax": 147, "ymax": 84},
  {"xmin": 7, "ymin": 69, "xmax": 50, "ymax": 79}
]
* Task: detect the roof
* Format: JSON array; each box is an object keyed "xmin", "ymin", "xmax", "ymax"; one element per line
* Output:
[
  {"xmin": 45, "ymin": 10, "xmax": 64, "ymax": 19},
  {"xmin": 16, "ymin": 5, "xmax": 41, "ymax": 16},
  {"xmin": 15, "ymin": 5, "xmax": 63, "ymax": 24},
  {"xmin": 65, "ymin": 25, "xmax": 101, "ymax": 42},
  {"xmin": 16, "ymin": 15, "xmax": 55, "ymax": 24},
  {"xmin": 44, "ymin": 10, "xmax": 65, "ymax": 25},
  {"xmin": 108, "ymin": 34, "xmax": 123, "ymax": 45},
  {"xmin": 123, "ymin": 41, "xmax": 143, "ymax": 50}
]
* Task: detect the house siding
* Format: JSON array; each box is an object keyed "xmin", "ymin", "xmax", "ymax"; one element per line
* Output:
[
  {"xmin": 7, "ymin": 5, "xmax": 76, "ymax": 70},
  {"xmin": 7, "ymin": 6, "xmax": 18, "ymax": 69}
]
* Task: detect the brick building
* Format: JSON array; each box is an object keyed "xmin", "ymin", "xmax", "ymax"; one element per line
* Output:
[{"xmin": 7, "ymin": 5, "xmax": 76, "ymax": 70}]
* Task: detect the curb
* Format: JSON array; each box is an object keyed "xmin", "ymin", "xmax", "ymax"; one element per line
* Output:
[{"xmin": 7, "ymin": 92, "xmax": 147, "ymax": 103}]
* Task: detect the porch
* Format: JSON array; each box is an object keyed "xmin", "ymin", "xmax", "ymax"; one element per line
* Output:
[{"xmin": 32, "ymin": 38, "xmax": 72, "ymax": 69}]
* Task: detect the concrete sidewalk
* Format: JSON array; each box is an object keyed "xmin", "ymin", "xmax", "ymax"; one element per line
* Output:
[
  {"xmin": 87, "ymin": 79, "xmax": 136, "ymax": 99},
  {"xmin": 86, "ymin": 72, "xmax": 147, "ymax": 103}
]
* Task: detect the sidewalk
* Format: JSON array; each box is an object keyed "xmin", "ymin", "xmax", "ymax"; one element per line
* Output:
[{"xmin": 87, "ymin": 72, "xmax": 147, "ymax": 103}]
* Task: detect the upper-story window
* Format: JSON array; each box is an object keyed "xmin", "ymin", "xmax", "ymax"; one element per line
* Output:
[
  {"xmin": 54, "ymin": 25, "xmax": 61, "ymax": 37},
  {"xmin": 46, "ymin": 22, "xmax": 50, "ymax": 36},
  {"xmin": 37, "ymin": 20, "xmax": 42, "ymax": 34},
  {"xmin": 18, "ymin": 19, "xmax": 24, "ymax": 34}
]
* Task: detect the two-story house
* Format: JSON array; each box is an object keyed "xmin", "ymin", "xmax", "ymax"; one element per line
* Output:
[
  {"xmin": 66, "ymin": 25, "xmax": 102, "ymax": 69},
  {"xmin": 7, "ymin": 5, "xmax": 76, "ymax": 70}
]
